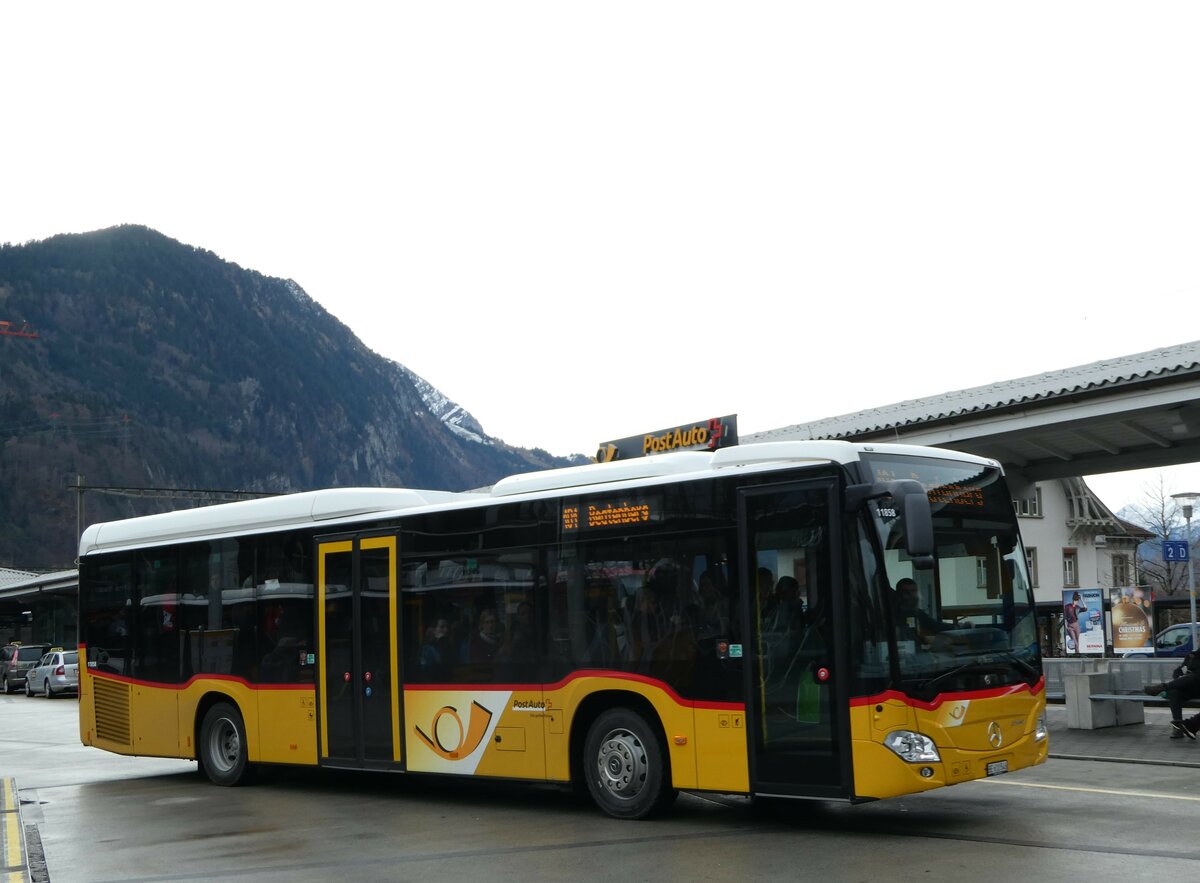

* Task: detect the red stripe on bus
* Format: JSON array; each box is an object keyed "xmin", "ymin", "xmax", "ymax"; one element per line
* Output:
[
  {"xmin": 85, "ymin": 667, "xmax": 743, "ymax": 709},
  {"xmin": 406, "ymin": 669, "xmax": 745, "ymax": 711},
  {"xmin": 87, "ymin": 672, "xmax": 312, "ymax": 692},
  {"xmin": 849, "ymin": 676, "xmax": 1045, "ymax": 711}
]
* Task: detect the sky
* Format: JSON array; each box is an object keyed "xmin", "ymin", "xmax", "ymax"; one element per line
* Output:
[{"xmin": 3, "ymin": 3, "xmax": 1200, "ymax": 513}]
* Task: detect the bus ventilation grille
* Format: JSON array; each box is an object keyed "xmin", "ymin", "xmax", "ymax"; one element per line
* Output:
[{"xmin": 93, "ymin": 677, "xmax": 133, "ymax": 746}]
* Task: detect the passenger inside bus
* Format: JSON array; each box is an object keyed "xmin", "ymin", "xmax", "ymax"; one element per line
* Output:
[
  {"xmin": 419, "ymin": 617, "xmax": 455, "ymax": 680},
  {"xmin": 497, "ymin": 600, "xmax": 537, "ymax": 681},
  {"xmin": 260, "ymin": 606, "xmax": 307, "ymax": 683},
  {"xmin": 463, "ymin": 606, "xmax": 502, "ymax": 666},
  {"xmin": 646, "ymin": 602, "xmax": 700, "ymax": 692},
  {"xmin": 763, "ymin": 575, "xmax": 802, "ymax": 633},
  {"xmin": 631, "ymin": 584, "xmax": 668, "ymax": 669},
  {"xmin": 582, "ymin": 595, "xmax": 617, "ymax": 666},
  {"xmin": 696, "ymin": 570, "xmax": 731, "ymax": 637}
]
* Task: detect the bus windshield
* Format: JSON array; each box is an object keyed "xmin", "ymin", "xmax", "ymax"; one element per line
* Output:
[{"xmin": 861, "ymin": 453, "xmax": 1040, "ymax": 701}]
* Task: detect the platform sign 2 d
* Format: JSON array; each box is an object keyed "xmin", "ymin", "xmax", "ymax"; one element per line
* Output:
[{"xmin": 1163, "ymin": 540, "xmax": 1189, "ymax": 562}]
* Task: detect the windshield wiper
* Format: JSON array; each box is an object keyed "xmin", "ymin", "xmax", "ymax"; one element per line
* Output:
[
  {"xmin": 996, "ymin": 651, "xmax": 1039, "ymax": 682},
  {"xmin": 913, "ymin": 651, "xmax": 1040, "ymax": 696},
  {"xmin": 916, "ymin": 661, "xmax": 1000, "ymax": 695}
]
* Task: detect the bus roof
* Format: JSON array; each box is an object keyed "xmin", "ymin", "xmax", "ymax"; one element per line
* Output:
[
  {"xmin": 78, "ymin": 440, "xmax": 998, "ymax": 557},
  {"xmin": 78, "ymin": 487, "xmax": 466, "ymax": 557}
]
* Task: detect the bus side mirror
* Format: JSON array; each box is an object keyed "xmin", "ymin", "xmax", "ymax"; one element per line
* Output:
[{"xmin": 847, "ymin": 479, "xmax": 935, "ymax": 570}]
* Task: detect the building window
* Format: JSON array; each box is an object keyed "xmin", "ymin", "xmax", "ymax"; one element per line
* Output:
[
  {"xmin": 1112, "ymin": 553, "xmax": 1130, "ymax": 587},
  {"xmin": 1012, "ymin": 487, "xmax": 1043, "ymax": 517},
  {"xmin": 1063, "ymin": 549, "xmax": 1078, "ymax": 588},
  {"xmin": 1026, "ymin": 547, "xmax": 1039, "ymax": 588}
]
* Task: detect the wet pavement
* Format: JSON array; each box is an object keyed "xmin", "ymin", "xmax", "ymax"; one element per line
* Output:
[
  {"xmin": 1045, "ymin": 702, "xmax": 1200, "ymax": 768},
  {"xmin": 2, "ymin": 700, "xmax": 1190, "ymax": 878}
]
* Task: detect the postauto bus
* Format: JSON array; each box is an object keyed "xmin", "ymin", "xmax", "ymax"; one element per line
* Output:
[{"xmin": 77, "ymin": 440, "xmax": 1047, "ymax": 819}]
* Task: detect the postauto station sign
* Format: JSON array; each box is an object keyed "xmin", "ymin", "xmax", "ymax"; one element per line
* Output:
[{"xmin": 595, "ymin": 415, "xmax": 738, "ymax": 462}]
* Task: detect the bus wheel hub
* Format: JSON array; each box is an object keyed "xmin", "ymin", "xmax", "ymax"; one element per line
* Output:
[{"xmin": 597, "ymin": 729, "xmax": 646, "ymax": 798}]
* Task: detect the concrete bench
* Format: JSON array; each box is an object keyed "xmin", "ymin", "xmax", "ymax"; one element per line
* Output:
[
  {"xmin": 1044, "ymin": 657, "xmax": 1194, "ymax": 708},
  {"xmin": 1064, "ymin": 672, "xmax": 1146, "ymax": 729},
  {"xmin": 1043, "ymin": 658, "xmax": 1101, "ymax": 704}
]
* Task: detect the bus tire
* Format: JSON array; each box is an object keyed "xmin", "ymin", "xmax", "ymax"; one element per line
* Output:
[
  {"xmin": 199, "ymin": 702, "xmax": 253, "ymax": 786},
  {"xmin": 583, "ymin": 708, "xmax": 676, "ymax": 820}
]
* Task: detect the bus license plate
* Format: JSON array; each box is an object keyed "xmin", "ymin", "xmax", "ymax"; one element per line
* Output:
[{"xmin": 986, "ymin": 760, "xmax": 1008, "ymax": 777}]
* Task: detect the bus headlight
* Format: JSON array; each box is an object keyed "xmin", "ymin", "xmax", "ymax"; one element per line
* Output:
[
  {"xmin": 883, "ymin": 730, "xmax": 941, "ymax": 763},
  {"xmin": 1035, "ymin": 713, "xmax": 1048, "ymax": 742}
]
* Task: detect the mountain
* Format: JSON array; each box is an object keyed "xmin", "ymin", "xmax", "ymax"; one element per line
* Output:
[{"xmin": 0, "ymin": 225, "xmax": 584, "ymax": 569}]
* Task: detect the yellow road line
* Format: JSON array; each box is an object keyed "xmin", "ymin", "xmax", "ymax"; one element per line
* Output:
[
  {"xmin": 985, "ymin": 777, "xmax": 1200, "ymax": 802},
  {"xmin": 2, "ymin": 812, "xmax": 21, "ymax": 872},
  {"xmin": 1, "ymin": 777, "xmax": 26, "ymax": 881},
  {"xmin": 1, "ymin": 815, "xmax": 20, "ymax": 873}
]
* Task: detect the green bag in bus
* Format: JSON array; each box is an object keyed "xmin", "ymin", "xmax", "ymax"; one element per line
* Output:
[{"xmin": 796, "ymin": 669, "xmax": 821, "ymax": 724}]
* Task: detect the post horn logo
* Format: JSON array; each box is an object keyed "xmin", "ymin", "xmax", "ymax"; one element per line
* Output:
[
  {"xmin": 596, "ymin": 444, "xmax": 619, "ymax": 463},
  {"xmin": 414, "ymin": 701, "xmax": 494, "ymax": 761}
]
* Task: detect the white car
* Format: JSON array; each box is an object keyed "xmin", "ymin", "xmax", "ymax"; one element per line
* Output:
[{"xmin": 24, "ymin": 649, "xmax": 80, "ymax": 697}]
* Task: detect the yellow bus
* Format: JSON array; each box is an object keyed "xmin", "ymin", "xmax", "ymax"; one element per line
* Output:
[{"xmin": 78, "ymin": 440, "xmax": 1047, "ymax": 819}]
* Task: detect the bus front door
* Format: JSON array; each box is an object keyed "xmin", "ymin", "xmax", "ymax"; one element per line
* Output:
[
  {"xmin": 317, "ymin": 534, "xmax": 403, "ymax": 769},
  {"xmin": 741, "ymin": 481, "xmax": 850, "ymax": 798}
]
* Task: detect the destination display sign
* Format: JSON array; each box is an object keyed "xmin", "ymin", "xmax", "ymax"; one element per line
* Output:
[
  {"xmin": 869, "ymin": 463, "xmax": 987, "ymax": 509},
  {"xmin": 562, "ymin": 495, "xmax": 662, "ymax": 533},
  {"xmin": 925, "ymin": 483, "xmax": 986, "ymax": 508},
  {"xmin": 595, "ymin": 415, "xmax": 738, "ymax": 462}
]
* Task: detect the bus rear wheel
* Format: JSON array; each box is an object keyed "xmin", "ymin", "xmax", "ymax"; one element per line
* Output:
[
  {"xmin": 583, "ymin": 708, "xmax": 676, "ymax": 820},
  {"xmin": 199, "ymin": 702, "xmax": 253, "ymax": 786}
]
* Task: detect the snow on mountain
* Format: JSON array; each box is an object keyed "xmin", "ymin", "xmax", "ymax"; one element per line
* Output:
[{"xmin": 399, "ymin": 366, "xmax": 491, "ymax": 445}]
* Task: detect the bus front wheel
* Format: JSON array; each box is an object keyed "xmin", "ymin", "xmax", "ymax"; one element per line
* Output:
[
  {"xmin": 583, "ymin": 708, "xmax": 676, "ymax": 819},
  {"xmin": 199, "ymin": 702, "xmax": 253, "ymax": 786}
]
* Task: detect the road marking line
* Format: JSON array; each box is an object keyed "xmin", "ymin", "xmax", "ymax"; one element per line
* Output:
[
  {"xmin": 2, "ymin": 812, "xmax": 20, "ymax": 871},
  {"xmin": 985, "ymin": 778, "xmax": 1200, "ymax": 802},
  {"xmin": 1, "ymin": 778, "xmax": 25, "ymax": 879}
]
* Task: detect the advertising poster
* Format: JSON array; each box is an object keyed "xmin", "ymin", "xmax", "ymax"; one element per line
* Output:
[
  {"xmin": 1110, "ymin": 586, "xmax": 1154, "ymax": 654},
  {"xmin": 1063, "ymin": 588, "xmax": 1104, "ymax": 655}
]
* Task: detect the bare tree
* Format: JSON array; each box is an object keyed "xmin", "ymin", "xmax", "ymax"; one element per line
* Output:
[{"xmin": 1123, "ymin": 474, "xmax": 1190, "ymax": 597}]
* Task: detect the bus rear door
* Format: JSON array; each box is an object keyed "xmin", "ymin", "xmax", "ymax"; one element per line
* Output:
[
  {"xmin": 740, "ymin": 480, "xmax": 851, "ymax": 798},
  {"xmin": 317, "ymin": 533, "xmax": 403, "ymax": 769}
]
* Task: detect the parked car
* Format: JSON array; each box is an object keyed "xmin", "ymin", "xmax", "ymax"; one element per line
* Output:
[
  {"xmin": 1, "ymin": 643, "xmax": 52, "ymax": 693},
  {"xmin": 1153, "ymin": 622, "xmax": 1200, "ymax": 658},
  {"xmin": 24, "ymin": 648, "xmax": 79, "ymax": 697},
  {"xmin": 0, "ymin": 644, "xmax": 12, "ymax": 683}
]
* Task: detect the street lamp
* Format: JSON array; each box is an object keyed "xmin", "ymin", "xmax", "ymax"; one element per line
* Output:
[{"xmin": 1170, "ymin": 491, "xmax": 1200, "ymax": 652}]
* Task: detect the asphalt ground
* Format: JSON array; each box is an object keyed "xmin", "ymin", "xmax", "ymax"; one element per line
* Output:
[{"xmin": 3, "ymin": 703, "xmax": 1196, "ymax": 882}]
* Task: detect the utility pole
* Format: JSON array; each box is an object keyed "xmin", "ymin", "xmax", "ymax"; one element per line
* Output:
[
  {"xmin": 1, "ymin": 320, "xmax": 38, "ymax": 384},
  {"xmin": 1170, "ymin": 492, "xmax": 1200, "ymax": 650},
  {"xmin": 0, "ymin": 320, "xmax": 38, "ymax": 339},
  {"xmin": 76, "ymin": 474, "xmax": 84, "ymax": 550}
]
